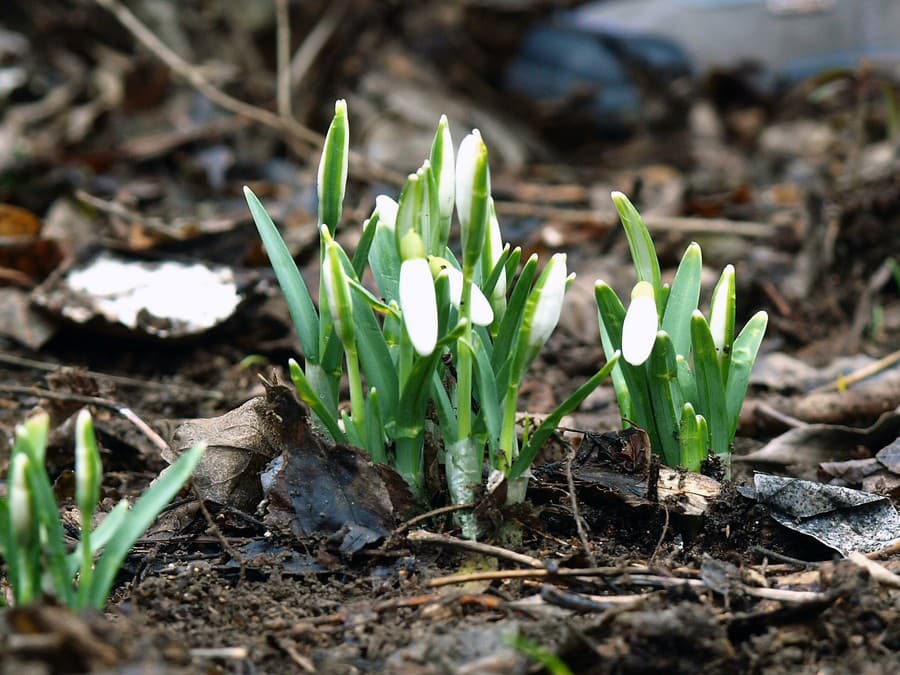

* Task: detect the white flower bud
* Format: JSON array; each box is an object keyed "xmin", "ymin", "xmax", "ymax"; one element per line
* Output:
[
  {"xmin": 528, "ymin": 253, "xmax": 567, "ymax": 349},
  {"xmin": 622, "ymin": 281, "xmax": 658, "ymax": 365},
  {"xmin": 443, "ymin": 265, "xmax": 494, "ymax": 326},
  {"xmin": 375, "ymin": 195, "xmax": 398, "ymax": 229},
  {"xmin": 399, "ymin": 258, "xmax": 438, "ymax": 356},
  {"xmin": 431, "ymin": 115, "xmax": 455, "ymax": 223}
]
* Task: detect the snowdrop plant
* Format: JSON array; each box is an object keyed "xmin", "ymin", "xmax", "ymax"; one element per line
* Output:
[
  {"xmin": 0, "ymin": 410, "xmax": 203, "ymax": 609},
  {"xmin": 595, "ymin": 192, "xmax": 767, "ymax": 471},
  {"xmin": 246, "ymin": 102, "xmax": 618, "ymax": 535}
]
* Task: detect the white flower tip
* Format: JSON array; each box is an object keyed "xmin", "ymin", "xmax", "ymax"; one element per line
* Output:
[
  {"xmin": 611, "ymin": 190, "xmax": 627, "ymax": 202},
  {"xmin": 470, "ymin": 285, "xmax": 494, "ymax": 326},
  {"xmin": 622, "ymin": 284, "xmax": 658, "ymax": 366},
  {"xmin": 399, "ymin": 259, "xmax": 438, "ymax": 356},
  {"xmin": 334, "ymin": 99, "xmax": 347, "ymax": 114},
  {"xmin": 444, "ymin": 267, "xmax": 494, "ymax": 326},
  {"xmin": 375, "ymin": 195, "xmax": 398, "ymax": 229}
]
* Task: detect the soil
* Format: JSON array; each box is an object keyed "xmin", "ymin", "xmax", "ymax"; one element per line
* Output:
[{"xmin": 1, "ymin": 2, "xmax": 899, "ymax": 673}]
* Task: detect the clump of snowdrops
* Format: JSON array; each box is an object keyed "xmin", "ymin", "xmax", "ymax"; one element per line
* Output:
[
  {"xmin": 245, "ymin": 101, "xmax": 618, "ymax": 537},
  {"xmin": 595, "ymin": 193, "xmax": 768, "ymax": 471},
  {"xmin": 1, "ymin": 410, "xmax": 203, "ymax": 608}
]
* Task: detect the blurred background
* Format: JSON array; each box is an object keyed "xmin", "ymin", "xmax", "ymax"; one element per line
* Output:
[{"xmin": 1, "ymin": 0, "xmax": 899, "ymax": 359}]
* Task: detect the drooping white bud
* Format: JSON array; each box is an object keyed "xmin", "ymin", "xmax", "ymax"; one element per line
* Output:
[
  {"xmin": 622, "ymin": 281, "xmax": 658, "ymax": 365},
  {"xmin": 399, "ymin": 258, "xmax": 438, "ymax": 356}
]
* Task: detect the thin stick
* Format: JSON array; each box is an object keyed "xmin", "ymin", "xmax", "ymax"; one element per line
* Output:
[
  {"xmin": 565, "ymin": 448, "xmax": 595, "ymax": 566},
  {"xmin": 275, "ymin": 0, "xmax": 292, "ymax": 120},
  {"xmin": 387, "ymin": 502, "xmax": 475, "ymax": 542},
  {"xmin": 809, "ymin": 348, "xmax": 900, "ymax": 393},
  {"xmin": 0, "ymin": 350, "xmax": 225, "ymax": 400},
  {"xmin": 751, "ymin": 545, "xmax": 817, "ymax": 568},
  {"xmin": 407, "ymin": 529, "xmax": 545, "ymax": 569},
  {"xmin": 493, "ymin": 201, "xmax": 775, "ymax": 238},
  {"xmin": 0, "ymin": 383, "xmax": 170, "ymax": 455},
  {"xmin": 290, "ymin": 0, "xmax": 350, "ymax": 91},
  {"xmin": 847, "ymin": 551, "xmax": 900, "ymax": 589},
  {"xmin": 649, "ymin": 503, "xmax": 670, "ymax": 565},
  {"xmin": 93, "ymin": 0, "xmax": 404, "ymax": 186},
  {"xmin": 425, "ymin": 565, "xmax": 673, "ymax": 588},
  {"xmin": 194, "ymin": 487, "xmax": 246, "ymax": 583}
]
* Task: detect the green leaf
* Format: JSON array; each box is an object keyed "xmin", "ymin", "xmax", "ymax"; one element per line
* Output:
[
  {"xmin": 595, "ymin": 282, "xmax": 655, "ymax": 441},
  {"xmin": 289, "ymin": 359, "xmax": 347, "ymax": 443},
  {"xmin": 347, "ymin": 277, "xmax": 396, "ymax": 315},
  {"xmin": 317, "ymin": 99, "xmax": 349, "ymax": 230},
  {"xmin": 468, "ymin": 331, "xmax": 501, "ymax": 461},
  {"xmin": 595, "ymin": 281, "xmax": 632, "ymax": 420},
  {"xmin": 690, "ymin": 311, "xmax": 729, "ymax": 458},
  {"xmin": 365, "ymin": 388, "xmax": 386, "ymax": 463},
  {"xmin": 676, "ymin": 355, "xmax": 698, "ymax": 408},
  {"xmin": 611, "ymin": 191, "xmax": 662, "ymax": 309},
  {"xmin": 369, "ymin": 221, "xmax": 402, "ymax": 301},
  {"xmin": 646, "ymin": 331, "xmax": 683, "ymax": 466},
  {"xmin": 491, "ymin": 254, "xmax": 538, "ymax": 377},
  {"xmin": 709, "ymin": 265, "xmax": 736, "ymax": 378},
  {"xmin": 87, "ymin": 444, "xmax": 204, "ymax": 609},
  {"xmin": 725, "ymin": 311, "xmax": 768, "ymax": 439},
  {"xmin": 15, "ymin": 414, "xmax": 74, "ymax": 606},
  {"xmin": 678, "ymin": 402, "xmax": 706, "ymax": 472},
  {"xmin": 352, "ymin": 213, "xmax": 379, "ymax": 279},
  {"xmin": 245, "ymin": 187, "xmax": 320, "ymax": 363},
  {"xmin": 510, "ymin": 353, "xmax": 620, "ymax": 479},
  {"xmin": 661, "ymin": 242, "xmax": 702, "ymax": 358}
]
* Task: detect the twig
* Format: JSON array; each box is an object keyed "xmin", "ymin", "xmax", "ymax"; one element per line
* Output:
[
  {"xmin": 742, "ymin": 587, "xmax": 830, "ymax": 603},
  {"xmin": 0, "ymin": 383, "xmax": 170, "ymax": 455},
  {"xmin": 407, "ymin": 529, "xmax": 545, "ymax": 569},
  {"xmin": 751, "ymin": 401, "xmax": 807, "ymax": 429},
  {"xmin": 386, "ymin": 502, "xmax": 475, "ymax": 544},
  {"xmin": 190, "ymin": 647, "xmax": 250, "ymax": 660},
  {"xmin": 0, "ymin": 350, "xmax": 225, "ymax": 401},
  {"xmin": 751, "ymin": 545, "xmax": 818, "ymax": 568},
  {"xmin": 866, "ymin": 539, "xmax": 900, "ymax": 559},
  {"xmin": 493, "ymin": 201, "xmax": 775, "ymax": 238},
  {"xmin": 194, "ymin": 488, "xmax": 246, "ymax": 584},
  {"xmin": 649, "ymin": 503, "xmax": 670, "ymax": 565},
  {"xmin": 275, "ymin": 0, "xmax": 292, "ymax": 120},
  {"xmin": 75, "ymin": 189, "xmax": 186, "ymax": 239},
  {"xmin": 273, "ymin": 637, "xmax": 315, "ymax": 672},
  {"xmin": 847, "ymin": 551, "xmax": 900, "ymax": 589},
  {"xmin": 809, "ymin": 347, "xmax": 900, "ymax": 394},
  {"xmin": 565, "ymin": 448, "xmax": 595, "ymax": 566},
  {"xmin": 93, "ymin": 0, "xmax": 404, "ymax": 186},
  {"xmin": 290, "ymin": 0, "xmax": 350, "ymax": 91},
  {"xmin": 424, "ymin": 565, "xmax": 684, "ymax": 588}
]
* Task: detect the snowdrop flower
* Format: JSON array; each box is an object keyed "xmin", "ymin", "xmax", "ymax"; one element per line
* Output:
[
  {"xmin": 429, "ymin": 257, "xmax": 493, "ymax": 326},
  {"xmin": 375, "ymin": 195, "xmax": 398, "ymax": 229},
  {"xmin": 430, "ymin": 115, "xmax": 455, "ymax": 224},
  {"xmin": 399, "ymin": 257, "xmax": 438, "ymax": 356},
  {"xmin": 622, "ymin": 281, "xmax": 658, "ymax": 365},
  {"xmin": 455, "ymin": 130, "xmax": 489, "ymax": 262},
  {"xmin": 75, "ymin": 409, "xmax": 101, "ymax": 519},
  {"xmin": 321, "ymin": 230, "xmax": 356, "ymax": 351},
  {"xmin": 484, "ymin": 202, "xmax": 507, "ymax": 310},
  {"xmin": 709, "ymin": 264, "xmax": 735, "ymax": 356},
  {"xmin": 317, "ymin": 100, "xmax": 349, "ymax": 229},
  {"xmin": 527, "ymin": 253, "xmax": 568, "ymax": 350},
  {"xmin": 9, "ymin": 452, "xmax": 32, "ymax": 546}
]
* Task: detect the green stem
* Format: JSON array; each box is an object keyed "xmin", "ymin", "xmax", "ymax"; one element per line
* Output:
[
  {"xmin": 346, "ymin": 348, "xmax": 365, "ymax": 435},
  {"xmin": 77, "ymin": 529, "xmax": 92, "ymax": 608},
  {"xmin": 499, "ymin": 381, "xmax": 519, "ymax": 472},
  {"xmin": 457, "ymin": 269, "xmax": 475, "ymax": 441}
]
